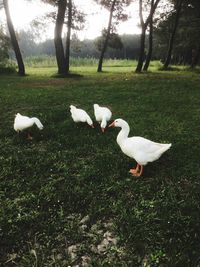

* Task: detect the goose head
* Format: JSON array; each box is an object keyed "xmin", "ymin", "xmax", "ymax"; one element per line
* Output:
[
  {"xmin": 93, "ymin": 104, "xmax": 99, "ymax": 110},
  {"xmin": 109, "ymin": 118, "xmax": 128, "ymax": 128},
  {"xmin": 70, "ymin": 105, "xmax": 76, "ymax": 110}
]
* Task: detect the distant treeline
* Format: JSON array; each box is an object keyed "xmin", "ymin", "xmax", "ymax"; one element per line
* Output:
[
  {"xmin": 18, "ymin": 28, "xmax": 200, "ymax": 66},
  {"xmin": 17, "ymin": 32, "xmax": 141, "ymax": 60}
]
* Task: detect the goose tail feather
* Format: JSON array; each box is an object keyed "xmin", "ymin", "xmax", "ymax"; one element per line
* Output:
[{"xmin": 32, "ymin": 118, "xmax": 44, "ymax": 130}]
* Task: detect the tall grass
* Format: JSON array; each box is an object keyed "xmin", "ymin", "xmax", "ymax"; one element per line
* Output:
[
  {"xmin": 24, "ymin": 55, "xmax": 137, "ymax": 68},
  {"xmin": 24, "ymin": 55, "xmax": 57, "ymax": 68}
]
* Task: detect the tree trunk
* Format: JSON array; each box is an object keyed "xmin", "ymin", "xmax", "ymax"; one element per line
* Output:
[
  {"xmin": 65, "ymin": 0, "xmax": 72, "ymax": 73},
  {"xmin": 3, "ymin": 0, "xmax": 25, "ymax": 76},
  {"xmin": 135, "ymin": 26, "xmax": 146, "ymax": 73},
  {"xmin": 163, "ymin": 0, "xmax": 183, "ymax": 69},
  {"xmin": 54, "ymin": 0, "xmax": 67, "ymax": 75},
  {"xmin": 135, "ymin": 0, "xmax": 160, "ymax": 73},
  {"xmin": 97, "ymin": 0, "xmax": 116, "ymax": 72},
  {"xmin": 143, "ymin": 0, "xmax": 154, "ymax": 71},
  {"xmin": 191, "ymin": 44, "xmax": 200, "ymax": 68}
]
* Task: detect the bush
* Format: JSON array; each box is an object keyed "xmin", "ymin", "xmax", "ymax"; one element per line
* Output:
[{"xmin": 0, "ymin": 66, "xmax": 16, "ymax": 74}]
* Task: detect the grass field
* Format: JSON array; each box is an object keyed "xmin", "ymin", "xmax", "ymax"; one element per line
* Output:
[{"xmin": 0, "ymin": 64, "xmax": 200, "ymax": 266}]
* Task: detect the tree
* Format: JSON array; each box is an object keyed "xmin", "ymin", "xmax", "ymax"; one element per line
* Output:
[
  {"xmin": 96, "ymin": 0, "xmax": 116, "ymax": 72},
  {"xmin": 143, "ymin": 0, "xmax": 154, "ymax": 71},
  {"xmin": 41, "ymin": 0, "xmax": 67, "ymax": 75},
  {"xmin": 188, "ymin": 0, "xmax": 200, "ymax": 68},
  {"xmin": 40, "ymin": 0, "xmax": 85, "ymax": 75},
  {"xmin": 135, "ymin": 0, "xmax": 161, "ymax": 73},
  {"xmin": 54, "ymin": 0, "xmax": 67, "ymax": 75},
  {"xmin": 94, "ymin": 0, "xmax": 132, "ymax": 72},
  {"xmin": 191, "ymin": 44, "xmax": 200, "ymax": 68},
  {"xmin": 3, "ymin": 0, "xmax": 25, "ymax": 75},
  {"xmin": 65, "ymin": 0, "xmax": 72, "ymax": 73},
  {"xmin": 163, "ymin": 0, "xmax": 184, "ymax": 69},
  {"xmin": 65, "ymin": 1, "xmax": 85, "ymax": 72}
]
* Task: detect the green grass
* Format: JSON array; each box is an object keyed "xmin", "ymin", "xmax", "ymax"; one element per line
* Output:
[{"xmin": 0, "ymin": 65, "xmax": 200, "ymax": 266}]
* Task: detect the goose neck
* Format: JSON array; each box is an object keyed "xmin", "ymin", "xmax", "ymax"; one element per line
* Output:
[{"xmin": 117, "ymin": 123, "xmax": 130, "ymax": 145}]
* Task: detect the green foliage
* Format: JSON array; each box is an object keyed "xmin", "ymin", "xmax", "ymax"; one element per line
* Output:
[
  {"xmin": 0, "ymin": 27, "xmax": 16, "ymax": 74},
  {"xmin": 95, "ymin": 29, "xmax": 123, "ymax": 51},
  {"xmin": 154, "ymin": 0, "xmax": 200, "ymax": 65},
  {"xmin": 0, "ymin": 26, "xmax": 9, "ymax": 67},
  {"xmin": 94, "ymin": 0, "xmax": 132, "ymax": 15},
  {"xmin": 17, "ymin": 31, "xmax": 140, "ymax": 59},
  {"xmin": 38, "ymin": 0, "xmax": 85, "ymax": 31},
  {"xmin": 0, "ymin": 66, "xmax": 200, "ymax": 265}
]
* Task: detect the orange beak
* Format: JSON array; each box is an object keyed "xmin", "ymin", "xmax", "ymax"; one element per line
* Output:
[
  {"xmin": 91, "ymin": 124, "xmax": 95, "ymax": 128},
  {"xmin": 108, "ymin": 121, "xmax": 115, "ymax": 128},
  {"xmin": 101, "ymin": 128, "xmax": 105, "ymax": 133}
]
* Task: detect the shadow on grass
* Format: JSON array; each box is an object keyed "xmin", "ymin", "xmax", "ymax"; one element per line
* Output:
[
  {"xmin": 51, "ymin": 72, "xmax": 84, "ymax": 79},
  {"xmin": 158, "ymin": 66, "xmax": 181, "ymax": 71},
  {"xmin": 159, "ymin": 65, "xmax": 200, "ymax": 73},
  {"xmin": 184, "ymin": 66, "xmax": 200, "ymax": 73},
  {"xmin": 105, "ymin": 64, "xmax": 133, "ymax": 68}
]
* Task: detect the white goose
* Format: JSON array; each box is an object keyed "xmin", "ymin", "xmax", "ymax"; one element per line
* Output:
[
  {"xmin": 70, "ymin": 105, "xmax": 94, "ymax": 128},
  {"xmin": 94, "ymin": 104, "xmax": 112, "ymax": 132},
  {"xmin": 109, "ymin": 119, "xmax": 171, "ymax": 177},
  {"xmin": 14, "ymin": 113, "xmax": 44, "ymax": 140}
]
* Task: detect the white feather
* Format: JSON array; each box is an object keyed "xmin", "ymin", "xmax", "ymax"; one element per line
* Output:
[
  {"xmin": 70, "ymin": 105, "xmax": 93, "ymax": 127},
  {"xmin": 14, "ymin": 113, "xmax": 44, "ymax": 132},
  {"xmin": 93, "ymin": 104, "xmax": 112, "ymax": 129}
]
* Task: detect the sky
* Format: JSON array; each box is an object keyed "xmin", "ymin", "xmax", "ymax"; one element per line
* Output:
[{"xmin": 0, "ymin": 0, "xmax": 141, "ymax": 41}]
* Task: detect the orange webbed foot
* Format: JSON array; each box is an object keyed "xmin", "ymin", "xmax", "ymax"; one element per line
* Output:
[
  {"xmin": 129, "ymin": 164, "xmax": 143, "ymax": 177},
  {"xmin": 27, "ymin": 133, "xmax": 33, "ymax": 140},
  {"xmin": 129, "ymin": 169, "xmax": 141, "ymax": 177},
  {"xmin": 129, "ymin": 168, "xmax": 138, "ymax": 174}
]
